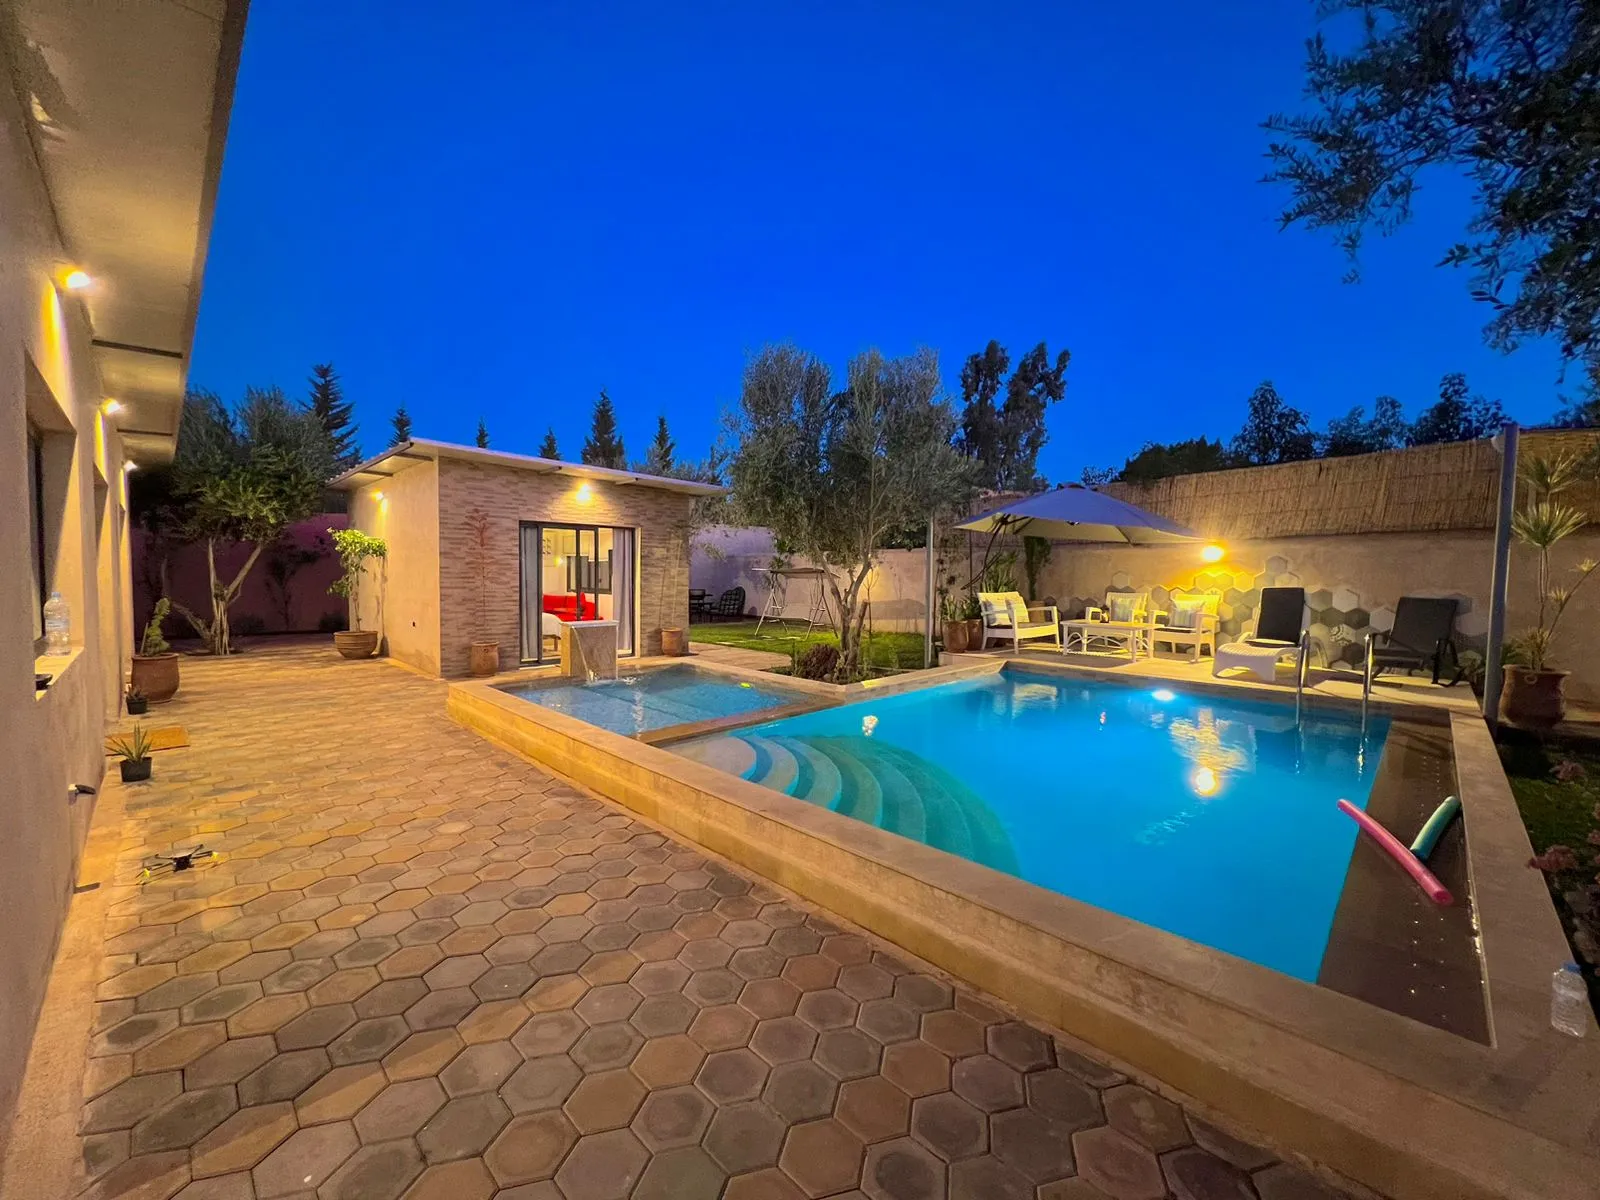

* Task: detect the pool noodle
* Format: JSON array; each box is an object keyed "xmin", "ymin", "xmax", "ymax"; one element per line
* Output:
[
  {"xmin": 1336, "ymin": 798, "xmax": 1453, "ymax": 906},
  {"xmin": 1409, "ymin": 795, "xmax": 1461, "ymax": 861}
]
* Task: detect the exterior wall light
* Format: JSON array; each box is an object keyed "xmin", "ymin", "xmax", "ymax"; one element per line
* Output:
[
  {"xmin": 63, "ymin": 269, "xmax": 92, "ymax": 290},
  {"xmin": 575, "ymin": 483, "xmax": 593, "ymax": 503},
  {"xmin": 1201, "ymin": 544, "xmax": 1225, "ymax": 563},
  {"xmin": 123, "ymin": 460, "xmax": 137, "ymax": 473},
  {"xmin": 102, "ymin": 398, "xmax": 123, "ymax": 415}
]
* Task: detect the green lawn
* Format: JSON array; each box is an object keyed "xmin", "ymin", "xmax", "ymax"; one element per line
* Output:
[{"xmin": 689, "ymin": 619, "xmax": 930, "ymax": 671}]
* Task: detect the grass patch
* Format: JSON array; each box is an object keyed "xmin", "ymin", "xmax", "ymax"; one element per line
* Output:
[
  {"xmin": 689, "ymin": 620, "xmax": 929, "ymax": 671},
  {"xmin": 1501, "ymin": 735, "xmax": 1600, "ymax": 1015}
]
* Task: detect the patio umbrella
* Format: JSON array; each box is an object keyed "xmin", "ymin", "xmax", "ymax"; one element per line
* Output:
[{"xmin": 955, "ymin": 485, "xmax": 1202, "ymax": 544}]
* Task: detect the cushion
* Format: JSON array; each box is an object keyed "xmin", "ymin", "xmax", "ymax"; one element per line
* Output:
[
  {"xmin": 1166, "ymin": 596, "xmax": 1208, "ymax": 630},
  {"xmin": 1106, "ymin": 593, "xmax": 1140, "ymax": 623}
]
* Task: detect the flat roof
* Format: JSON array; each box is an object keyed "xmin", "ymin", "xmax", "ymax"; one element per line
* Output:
[{"xmin": 328, "ymin": 438, "xmax": 727, "ymax": 497}]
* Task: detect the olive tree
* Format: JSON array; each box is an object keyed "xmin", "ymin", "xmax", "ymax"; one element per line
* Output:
[
  {"xmin": 165, "ymin": 388, "xmax": 335, "ymax": 654},
  {"xmin": 729, "ymin": 345, "xmax": 972, "ymax": 677}
]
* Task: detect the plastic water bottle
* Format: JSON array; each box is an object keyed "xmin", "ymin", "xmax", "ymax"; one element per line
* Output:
[
  {"xmin": 1552, "ymin": 962, "xmax": 1588, "ymax": 1037},
  {"xmin": 44, "ymin": 590, "xmax": 70, "ymax": 654}
]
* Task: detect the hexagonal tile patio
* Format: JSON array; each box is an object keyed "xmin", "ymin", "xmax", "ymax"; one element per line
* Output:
[{"xmin": 55, "ymin": 645, "xmax": 1360, "ymax": 1199}]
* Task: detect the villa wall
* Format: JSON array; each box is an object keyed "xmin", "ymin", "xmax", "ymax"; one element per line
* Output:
[
  {"xmin": 349, "ymin": 461, "xmax": 440, "ymax": 676},
  {"xmin": 0, "ymin": 68, "xmax": 131, "ymax": 1155},
  {"xmin": 434, "ymin": 459, "xmax": 695, "ymax": 676}
]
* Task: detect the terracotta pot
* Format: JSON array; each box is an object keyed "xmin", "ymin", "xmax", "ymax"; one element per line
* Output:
[
  {"xmin": 661, "ymin": 627, "xmax": 687, "ymax": 656},
  {"xmin": 1501, "ymin": 667, "xmax": 1568, "ymax": 728},
  {"xmin": 129, "ymin": 653, "xmax": 180, "ymax": 703},
  {"xmin": 469, "ymin": 642, "xmax": 500, "ymax": 676},
  {"xmin": 966, "ymin": 618, "xmax": 985, "ymax": 651},
  {"xmin": 943, "ymin": 620, "xmax": 969, "ymax": 654},
  {"xmin": 333, "ymin": 630, "xmax": 380, "ymax": 660}
]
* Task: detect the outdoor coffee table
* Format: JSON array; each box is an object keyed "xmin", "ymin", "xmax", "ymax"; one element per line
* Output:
[{"xmin": 1063, "ymin": 619, "xmax": 1153, "ymax": 661}]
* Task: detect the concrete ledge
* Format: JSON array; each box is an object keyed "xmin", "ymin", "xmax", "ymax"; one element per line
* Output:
[{"xmin": 447, "ymin": 675, "xmax": 1600, "ymax": 1200}]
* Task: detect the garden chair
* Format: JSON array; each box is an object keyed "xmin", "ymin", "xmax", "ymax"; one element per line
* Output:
[
  {"xmin": 1371, "ymin": 596, "xmax": 1461, "ymax": 685},
  {"xmin": 1213, "ymin": 587, "xmax": 1307, "ymax": 682},
  {"xmin": 1084, "ymin": 589, "xmax": 1151, "ymax": 625},
  {"xmin": 1149, "ymin": 590, "xmax": 1220, "ymax": 662},
  {"xmin": 688, "ymin": 589, "xmax": 712, "ymax": 622},
  {"xmin": 710, "ymin": 587, "xmax": 746, "ymax": 621},
  {"xmin": 978, "ymin": 591, "xmax": 1061, "ymax": 654}
]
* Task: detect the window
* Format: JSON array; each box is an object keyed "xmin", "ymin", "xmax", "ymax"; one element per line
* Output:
[{"xmin": 27, "ymin": 427, "xmax": 46, "ymax": 646}]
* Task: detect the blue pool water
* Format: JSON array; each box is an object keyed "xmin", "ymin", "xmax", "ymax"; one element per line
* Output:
[
  {"xmin": 675, "ymin": 670, "xmax": 1388, "ymax": 980},
  {"xmin": 502, "ymin": 665, "xmax": 806, "ymax": 735}
]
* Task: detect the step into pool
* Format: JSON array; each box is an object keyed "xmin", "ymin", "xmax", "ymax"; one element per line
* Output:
[
  {"xmin": 500, "ymin": 664, "xmax": 810, "ymax": 736},
  {"xmin": 674, "ymin": 670, "xmax": 1390, "ymax": 982}
]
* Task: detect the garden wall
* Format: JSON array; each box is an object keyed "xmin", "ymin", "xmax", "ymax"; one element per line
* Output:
[{"xmin": 131, "ymin": 514, "xmax": 347, "ymax": 640}]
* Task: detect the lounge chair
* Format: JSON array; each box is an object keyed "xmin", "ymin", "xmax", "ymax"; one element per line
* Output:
[
  {"xmin": 1213, "ymin": 587, "xmax": 1306, "ymax": 682},
  {"xmin": 978, "ymin": 591, "xmax": 1061, "ymax": 654},
  {"xmin": 1371, "ymin": 596, "xmax": 1461, "ymax": 685},
  {"xmin": 710, "ymin": 587, "xmax": 746, "ymax": 622},
  {"xmin": 1150, "ymin": 590, "xmax": 1219, "ymax": 662}
]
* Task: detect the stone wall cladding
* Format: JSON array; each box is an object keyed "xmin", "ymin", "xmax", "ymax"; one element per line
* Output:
[{"xmin": 436, "ymin": 458, "xmax": 693, "ymax": 677}]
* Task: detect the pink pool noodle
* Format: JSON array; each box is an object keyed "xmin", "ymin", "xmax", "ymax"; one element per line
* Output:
[{"xmin": 1336, "ymin": 799, "xmax": 1453, "ymax": 906}]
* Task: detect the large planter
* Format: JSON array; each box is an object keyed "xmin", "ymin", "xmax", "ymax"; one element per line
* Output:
[
  {"xmin": 333, "ymin": 630, "xmax": 380, "ymax": 660},
  {"xmin": 661, "ymin": 627, "xmax": 687, "ymax": 657},
  {"xmin": 966, "ymin": 618, "xmax": 985, "ymax": 651},
  {"xmin": 943, "ymin": 620, "xmax": 969, "ymax": 654},
  {"xmin": 1502, "ymin": 667, "xmax": 1568, "ymax": 728},
  {"xmin": 469, "ymin": 642, "xmax": 501, "ymax": 677},
  {"xmin": 129, "ymin": 653, "xmax": 180, "ymax": 704}
]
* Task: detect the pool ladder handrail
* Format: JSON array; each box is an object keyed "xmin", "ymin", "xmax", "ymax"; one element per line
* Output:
[
  {"xmin": 1294, "ymin": 629, "xmax": 1311, "ymax": 726},
  {"xmin": 1361, "ymin": 631, "xmax": 1375, "ymax": 739}
]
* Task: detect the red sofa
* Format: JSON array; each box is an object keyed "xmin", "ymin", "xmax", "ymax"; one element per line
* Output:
[{"xmin": 542, "ymin": 594, "xmax": 597, "ymax": 622}]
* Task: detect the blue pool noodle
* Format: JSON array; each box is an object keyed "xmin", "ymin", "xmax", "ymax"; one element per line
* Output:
[{"xmin": 1410, "ymin": 795, "xmax": 1461, "ymax": 861}]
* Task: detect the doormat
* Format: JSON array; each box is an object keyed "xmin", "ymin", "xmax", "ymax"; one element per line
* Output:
[{"xmin": 105, "ymin": 727, "xmax": 189, "ymax": 755}]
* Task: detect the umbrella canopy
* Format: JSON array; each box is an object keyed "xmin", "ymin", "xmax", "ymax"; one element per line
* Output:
[{"xmin": 956, "ymin": 486, "xmax": 1202, "ymax": 545}]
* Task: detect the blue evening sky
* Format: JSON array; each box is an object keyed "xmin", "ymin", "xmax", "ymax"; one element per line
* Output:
[{"xmin": 189, "ymin": 1, "xmax": 1571, "ymax": 482}]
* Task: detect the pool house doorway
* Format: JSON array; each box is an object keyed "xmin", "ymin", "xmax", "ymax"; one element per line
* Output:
[{"xmin": 519, "ymin": 522, "xmax": 636, "ymax": 664}]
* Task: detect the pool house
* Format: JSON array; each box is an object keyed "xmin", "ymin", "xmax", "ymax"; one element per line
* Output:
[{"xmin": 331, "ymin": 439, "xmax": 723, "ymax": 677}]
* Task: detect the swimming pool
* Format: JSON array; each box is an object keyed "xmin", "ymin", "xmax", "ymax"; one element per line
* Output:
[
  {"xmin": 674, "ymin": 670, "xmax": 1388, "ymax": 980},
  {"xmin": 500, "ymin": 665, "xmax": 810, "ymax": 736}
]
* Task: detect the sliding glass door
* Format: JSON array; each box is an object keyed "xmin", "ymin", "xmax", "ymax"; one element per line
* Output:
[{"xmin": 519, "ymin": 522, "xmax": 636, "ymax": 663}]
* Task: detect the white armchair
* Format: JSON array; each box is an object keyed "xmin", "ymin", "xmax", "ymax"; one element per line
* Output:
[{"xmin": 978, "ymin": 591, "xmax": 1061, "ymax": 654}]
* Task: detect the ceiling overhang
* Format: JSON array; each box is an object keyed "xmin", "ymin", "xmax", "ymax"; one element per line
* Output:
[{"xmin": 4, "ymin": 0, "xmax": 248, "ymax": 462}]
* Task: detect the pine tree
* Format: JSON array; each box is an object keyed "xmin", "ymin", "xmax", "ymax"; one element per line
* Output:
[
  {"xmin": 643, "ymin": 416, "xmax": 675, "ymax": 475},
  {"xmin": 581, "ymin": 390, "xmax": 626, "ymax": 469},
  {"xmin": 391, "ymin": 405, "xmax": 412, "ymax": 444},
  {"xmin": 538, "ymin": 427, "xmax": 560, "ymax": 459},
  {"xmin": 475, "ymin": 419, "xmax": 490, "ymax": 449},
  {"xmin": 308, "ymin": 362, "xmax": 358, "ymax": 465}
]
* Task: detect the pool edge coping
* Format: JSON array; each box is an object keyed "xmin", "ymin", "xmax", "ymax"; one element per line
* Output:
[{"xmin": 446, "ymin": 673, "xmax": 1600, "ymax": 1200}]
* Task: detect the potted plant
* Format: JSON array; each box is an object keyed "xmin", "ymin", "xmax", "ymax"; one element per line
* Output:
[
  {"xmin": 328, "ymin": 528, "xmax": 389, "ymax": 659},
  {"xmin": 940, "ymin": 590, "xmax": 969, "ymax": 654},
  {"xmin": 130, "ymin": 597, "xmax": 180, "ymax": 703},
  {"xmin": 1457, "ymin": 650, "xmax": 1486, "ymax": 701},
  {"xmin": 463, "ymin": 508, "xmax": 500, "ymax": 676},
  {"xmin": 125, "ymin": 685, "xmax": 149, "ymax": 716},
  {"xmin": 961, "ymin": 592, "xmax": 985, "ymax": 652},
  {"xmin": 1504, "ymin": 453, "xmax": 1598, "ymax": 727},
  {"xmin": 108, "ymin": 724, "xmax": 153, "ymax": 783}
]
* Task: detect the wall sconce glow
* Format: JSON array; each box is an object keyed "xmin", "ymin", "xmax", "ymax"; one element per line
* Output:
[
  {"xmin": 102, "ymin": 398, "xmax": 123, "ymax": 416},
  {"xmin": 1192, "ymin": 766, "xmax": 1220, "ymax": 797},
  {"xmin": 575, "ymin": 483, "xmax": 593, "ymax": 503},
  {"xmin": 372, "ymin": 490, "xmax": 384, "ymax": 502},
  {"xmin": 1151, "ymin": 688, "xmax": 1176, "ymax": 702},
  {"xmin": 122, "ymin": 460, "xmax": 138, "ymax": 473},
  {"xmin": 62, "ymin": 269, "xmax": 92, "ymax": 291},
  {"xmin": 1201, "ymin": 544, "xmax": 1225, "ymax": 563}
]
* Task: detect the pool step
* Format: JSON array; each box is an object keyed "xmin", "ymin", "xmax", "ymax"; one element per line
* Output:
[
  {"xmin": 811, "ymin": 738, "xmax": 885, "ymax": 828},
  {"xmin": 741, "ymin": 735, "xmax": 801, "ymax": 796},
  {"xmin": 675, "ymin": 736, "xmax": 758, "ymax": 780},
  {"xmin": 771, "ymin": 736, "xmax": 843, "ymax": 810}
]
